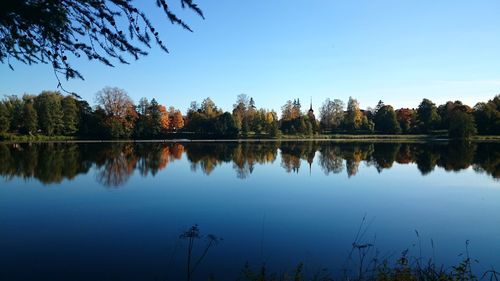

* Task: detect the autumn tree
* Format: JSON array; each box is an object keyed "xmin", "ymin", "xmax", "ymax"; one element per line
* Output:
[
  {"xmin": 280, "ymin": 99, "xmax": 308, "ymax": 134},
  {"xmin": 96, "ymin": 87, "xmax": 133, "ymax": 118},
  {"xmin": 232, "ymin": 94, "xmax": 251, "ymax": 134},
  {"xmin": 95, "ymin": 87, "xmax": 137, "ymax": 139},
  {"xmin": 171, "ymin": 110, "xmax": 185, "ymax": 130},
  {"xmin": 396, "ymin": 108, "xmax": 415, "ymax": 133},
  {"xmin": 200, "ymin": 97, "xmax": 221, "ymax": 118},
  {"xmin": 1, "ymin": 0, "xmax": 204, "ymax": 82},
  {"xmin": 159, "ymin": 105, "xmax": 170, "ymax": 132},
  {"xmin": 281, "ymin": 100, "xmax": 294, "ymax": 121},
  {"xmin": 185, "ymin": 97, "xmax": 222, "ymax": 134},
  {"xmin": 345, "ymin": 97, "xmax": 363, "ymax": 131}
]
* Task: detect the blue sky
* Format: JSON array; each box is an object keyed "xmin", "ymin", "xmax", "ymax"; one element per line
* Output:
[{"xmin": 1, "ymin": 0, "xmax": 499, "ymax": 114}]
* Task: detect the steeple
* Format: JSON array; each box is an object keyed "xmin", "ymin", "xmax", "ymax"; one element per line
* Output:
[{"xmin": 308, "ymin": 97, "xmax": 314, "ymax": 114}]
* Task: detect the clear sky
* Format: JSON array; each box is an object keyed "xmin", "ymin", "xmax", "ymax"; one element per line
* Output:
[{"xmin": 1, "ymin": 0, "xmax": 499, "ymax": 114}]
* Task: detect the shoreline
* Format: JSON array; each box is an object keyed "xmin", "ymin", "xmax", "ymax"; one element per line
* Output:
[{"xmin": 1, "ymin": 134, "xmax": 500, "ymax": 144}]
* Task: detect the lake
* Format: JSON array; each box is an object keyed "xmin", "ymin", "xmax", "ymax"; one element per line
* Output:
[{"xmin": 0, "ymin": 141, "xmax": 499, "ymax": 280}]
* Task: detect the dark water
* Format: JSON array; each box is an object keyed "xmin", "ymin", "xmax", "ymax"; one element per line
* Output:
[{"xmin": 0, "ymin": 141, "xmax": 499, "ymax": 280}]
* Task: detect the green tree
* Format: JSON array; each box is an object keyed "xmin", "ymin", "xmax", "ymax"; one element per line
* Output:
[
  {"xmin": 214, "ymin": 112, "xmax": 238, "ymax": 137},
  {"xmin": 3, "ymin": 95, "xmax": 24, "ymax": 132},
  {"xmin": 61, "ymin": 96, "xmax": 79, "ymax": 135},
  {"xmin": 22, "ymin": 97, "xmax": 38, "ymax": 134},
  {"xmin": 0, "ymin": 102, "xmax": 10, "ymax": 133},
  {"xmin": 76, "ymin": 100, "xmax": 96, "ymax": 138},
  {"xmin": 474, "ymin": 95, "xmax": 500, "ymax": 135},
  {"xmin": 34, "ymin": 91, "xmax": 64, "ymax": 136},
  {"xmin": 148, "ymin": 98, "xmax": 163, "ymax": 137},
  {"xmin": 416, "ymin": 98, "xmax": 440, "ymax": 133},
  {"xmin": 438, "ymin": 100, "xmax": 469, "ymax": 130},
  {"xmin": 374, "ymin": 105, "xmax": 401, "ymax": 134},
  {"xmin": 449, "ymin": 106, "xmax": 477, "ymax": 139}
]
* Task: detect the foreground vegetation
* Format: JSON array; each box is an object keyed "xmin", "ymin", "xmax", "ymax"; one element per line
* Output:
[
  {"xmin": 0, "ymin": 88, "xmax": 499, "ymax": 141},
  {"xmin": 234, "ymin": 257, "xmax": 498, "ymax": 281},
  {"xmin": 173, "ymin": 224, "xmax": 500, "ymax": 281}
]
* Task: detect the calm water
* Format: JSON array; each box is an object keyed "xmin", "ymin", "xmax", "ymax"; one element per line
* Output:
[{"xmin": 0, "ymin": 141, "xmax": 499, "ymax": 280}]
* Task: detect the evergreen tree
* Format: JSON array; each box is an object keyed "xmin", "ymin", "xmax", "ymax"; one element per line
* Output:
[{"xmin": 149, "ymin": 99, "xmax": 163, "ymax": 137}]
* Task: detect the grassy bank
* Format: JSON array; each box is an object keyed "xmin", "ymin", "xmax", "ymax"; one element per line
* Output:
[
  {"xmin": 0, "ymin": 133, "xmax": 74, "ymax": 142},
  {"xmin": 1, "ymin": 132, "xmax": 499, "ymax": 143}
]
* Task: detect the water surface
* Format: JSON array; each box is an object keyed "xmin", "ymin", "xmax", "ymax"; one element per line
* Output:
[{"xmin": 0, "ymin": 141, "xmax": 499, "ymax": 280}]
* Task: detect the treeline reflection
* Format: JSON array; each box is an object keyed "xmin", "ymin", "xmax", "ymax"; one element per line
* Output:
[{"xmin": 0, "ymin": 141, "xmax": 498, "ymax": 187}]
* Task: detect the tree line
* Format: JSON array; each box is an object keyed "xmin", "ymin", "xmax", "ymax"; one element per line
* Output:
[
  {"xmin": 0, "ymin": 142, "xmax": 498, "ymax": 187},
  {"xmin": 0, "ymin": 87, "xmax": 498, "ymax": 139}
]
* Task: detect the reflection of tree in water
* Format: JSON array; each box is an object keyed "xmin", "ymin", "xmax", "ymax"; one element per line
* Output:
[
  {"xmin": 437, "ymin": 141, "xmax": 476, "ymax": 172},
  {"xmin": 280, "ymin": 142, "xmax": 319, "ymax": 173},
  {"xmin": 414, "ymin": 144, "xmax": 441, "ymax": 175},
  {"xmin": 185, "ymin": 143, "xmax": 235, "ymax": 175},
  {"xmin": 342, "ymin": 143, "xmax": 373, "ymax": 177},
  {"xmin": 95, "ymin": 143, "xmax": 138, "ymax": 188},
  {"xmin": 369, "ymin": 143, "xmax": 400, "ymax": 173},
  {"xmin": 0, "ymin": 143, "xmax": 92, "ymax": 184},
  {"xmin": 318, "ymin": 144, "xmax": 344, "ymax": 175},
  {"xmin": 232, "ymin": 142, "xmax": 279, "ymax": 179},
  {"xmin": 136, "ymin": 144, "xmax": 169, "ymax": 176},
  {"xmin": 96, "ymin": 143, "xmax": 186, "ymax": 187},
  {"xmin": 395, "ymin": 144, "xmax": 413, "ymax": 164},
  {"xmin": 473, "ymin": 142, "xmax": 500, "ymax": 179},
  {"xmin": 0, "ymin": 141, "xmax": 498, "ymax": 186},
  {"xmin": 171, "ymin": 143, "xmax": 184, "ymax": 160}
]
